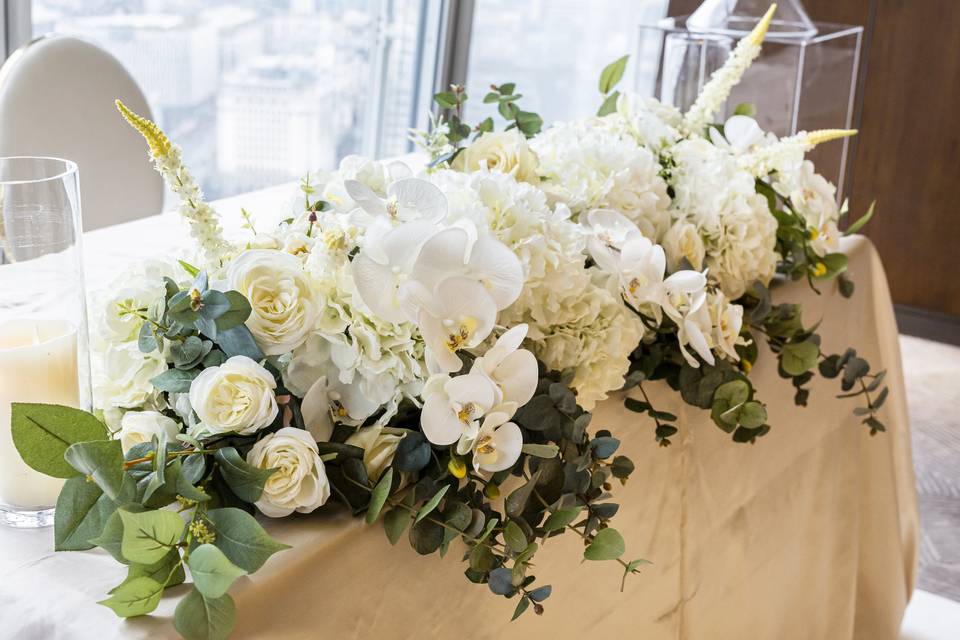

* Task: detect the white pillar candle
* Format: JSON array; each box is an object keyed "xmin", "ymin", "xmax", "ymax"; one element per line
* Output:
[{"xmin": 0, "ymin": 318, "xmax": 79, "ymax": 508}]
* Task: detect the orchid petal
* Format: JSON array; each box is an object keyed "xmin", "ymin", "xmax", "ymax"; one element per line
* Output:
[
  {"xmin": 421, "ymin": 395, "xmax": 466, "ymax": 445},
  {"xmin": 495, "ymin": 350, "xmax": 539, "ymax": 407},
  {"xmin": 444, "ymin": 373, "xmax": 497, "ymax": 411},
  {"xmin": 301, "ymin": 377, "xmax": 333, "ymax": 442},
  {"xmin": 481, "ymin": 422, "xmax": 523, "ymax": 472},
  {"xmin": 344, "ymin": 180, "xmax": 387, "ymax": 217},
  {"xmin": 467, "ymin": 235, "xmax": 524, "ymax": 310},
  {"xmin": 723, "ymin": 115, "xmax": 764, "ymax": 153},
  {"xmin": 388, "ymin": 178, "xmax": 447, "ymax": 222},
  {"xmin": 412, "ymin": 227, "xmax": 471, "ymax": 290},
  {"xmin": 351, "ymin": 254, "xmax": 407, "ymax": 323}
]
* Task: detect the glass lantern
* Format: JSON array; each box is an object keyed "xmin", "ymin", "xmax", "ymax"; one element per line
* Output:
[{"xmin": 637, "ymin": 0, "xmax": 863, "ymax": 201}]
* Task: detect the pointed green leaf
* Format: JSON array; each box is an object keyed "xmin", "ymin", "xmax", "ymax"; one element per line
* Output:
[
  {"xmin": 214, "ymin": 447, "xmax": 274, "ymax": 503},
  {"xmin": 188, "ymin": 544, "xmax": 247, "ymax": 599},
  {"xmin": 54, "ymin": 476, "xmax": 116, "ymax": 551},
  {"xmin": 205, "ymin": 508, "xmax": 290, "ymax": 573},
  {"xmin": 598, "ymin": 55, "xmax": 629, "ymax": 94},
  {"xmin": 90, "ymin": 509, "xmax": 127, "ymax": 563},
  {"xmin": 511, "ymin": 596, "xmax": 530, "ymax": 621},
  {"xmin": 503, "ymin": 520, "xmax": 527, "ymax": 553},
  {"xmin": 64, "ymin": 439, "xmax": 124, "ymax": 500},
  {"xmin": 365, "ymin": 468, "xmax": 394, "ymax": 524},
  {"xmin": 98, "ymin": 576, "xmax": 164, "ymax": 618},
  {"xmin": 597, "ymin": 90, "xmax": 620, "ymax": 116},
  {"xmin": 844, "ymin": 200, "xmax": 876, "ymax": 235},
  {"xmin": 543, "ymin": 506, "xmax": 582, "ymax": 532},
  {"xmin": 118, "ymin": 508, "xmax": 186, "ymax": 564},
  {"xmin": 414, "ymin": 484, "xmax": 449, "ymax": 525},
  {"xmin": 11, "ymin": 403, "xmax": 108, "ymax": 478}
]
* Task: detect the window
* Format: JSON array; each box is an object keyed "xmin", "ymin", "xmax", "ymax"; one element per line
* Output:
[
  {"xmin": 31, "ymin": 0, "xmax": 439, "ymax": 199},
  {"xmin": 464, "ymin": 0, "xmax": 669, "ymax": 126}
]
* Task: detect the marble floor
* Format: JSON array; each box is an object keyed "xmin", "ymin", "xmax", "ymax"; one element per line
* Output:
[{"xmin": 898, "ymin": 335, "xmax": 960, "ymax": 639}]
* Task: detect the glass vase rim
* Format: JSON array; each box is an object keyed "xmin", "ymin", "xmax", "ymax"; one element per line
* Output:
[{"xmin": 0, "ymin": 156, "xmax": 78, "ymax": 186}]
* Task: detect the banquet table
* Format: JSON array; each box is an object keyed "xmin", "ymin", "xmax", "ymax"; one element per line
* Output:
[{"xmin": 0, "ymin": 183, "xmax": 919, "ymax": 640}]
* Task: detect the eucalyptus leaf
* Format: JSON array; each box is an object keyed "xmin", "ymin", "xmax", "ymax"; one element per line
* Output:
[
  {"xmin": 598, "ymin": 54, "xmax": 628, "ymax": 94},
  {"xmin": 504, "ymin": 521, "xmax": 527, "ymax": 553},
  {"xmin": 214, "ymin": 291, "xmax": 252, "ymax": 331},
  {"xmin": 383, "ymin": 506, "xmax": 410, "ymax": 545},
  {"xmin": 543, "ymin": 506, "xmax": 581, "ymax": 532},
  {"xmin": 150, "ymin": 368, "xmax": 200, "ymax": 393},
  {"xmin": 584, "ymin": 527, "xmax": 625, "ymax": 561},
  {"xmin": 365, "ymin": 468, "xmax": 394, "ymax": 524},
  {"xmin": 414, "ymin": 484, "xmax": 449, "ymax": 525}
]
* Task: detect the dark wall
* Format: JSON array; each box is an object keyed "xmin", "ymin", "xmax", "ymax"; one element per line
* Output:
[{"xmin": 670, "ymin": 1, "xmax": 960, "ymax": 319}]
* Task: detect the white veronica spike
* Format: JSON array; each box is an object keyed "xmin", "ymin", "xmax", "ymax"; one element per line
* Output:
[
  {"xmin": 739, "ymin": 128, "xmax": 858, "ymax": 177},
  {"xmin": 682, "ymin": 4, "xmax": 777, "ymax": 136}
]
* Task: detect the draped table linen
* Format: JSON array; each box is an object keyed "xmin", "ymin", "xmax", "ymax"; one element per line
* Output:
[{"xmin": 0, "ymin": 184, "xmax": 919, "ymax": 639}]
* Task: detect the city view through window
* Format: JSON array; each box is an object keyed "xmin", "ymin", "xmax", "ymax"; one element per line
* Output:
[{"xmin": 34, "ymin": 0, "xmax": 433, "ymax": 199}]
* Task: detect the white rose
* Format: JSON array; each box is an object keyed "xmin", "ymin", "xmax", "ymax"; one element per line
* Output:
[
  {"xmin": 189, "ymin": 355, "xmax": 279, "ymax": 435},
  {"xmin": 345, "ymin": 425, "xmax": 405, "ymax": 482},
  {"xmin": 246, "ymin": 427, "xmax": 330, "ymax": 517},
  {"xmin": 662, "ymin": 220, "xmax": 706, "ymax": 272},
  {"xmin": 453, "ymin": 130, "xmax": 540, "ymax": 184},
  {"xmin": 227, "ymin": 249, "xmax": 321, "ymax": 356},
  {"xmin": 118, "ymin": 410, "xmax": 181, "ymax": 453}
]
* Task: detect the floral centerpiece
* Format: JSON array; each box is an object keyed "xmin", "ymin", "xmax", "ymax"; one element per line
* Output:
[{"xmin": 11, "ymin": 7, "xmax": 885, "ymax": 640}]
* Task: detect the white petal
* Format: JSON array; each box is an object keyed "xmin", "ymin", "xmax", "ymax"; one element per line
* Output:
[
  {"xmin": 380, "ymin": 221, "xmax": 439, "ymax": 269},
  {"xmin": 387, "ymin": 161, "xmax": 413, "ymax": 180},
  {"xmin": 495, "ymin": 350, "xmax": 539, "ymax": 407},
  {"xmin": 351, "ymin": 254, "xmax": 406, "ymax": 323},
  {"xmin": 664, "ymin": 269, "xmax": 706, "ymax": 293},
  {"xmin": 412, "ymin": 228, "xmax": 470, "ymax": 290},
  {"xmin": 434, "ymin": 277, "xmax": 497, "ymax": 347},
  {"xmin": 444, "ymin": 373, "xmax": 497, "ymax": 412},
  {"xmin": 723, "ymin": 115, "xmax": 764, "ymax": 153},
  {"xmin": 467, "ymin": 235, "xmax": 524, "ymax": 310},
  {"xmin": 345, "ymin": 180, "xmax": 387, "ymax": 217},
  {"xmin": 388, "ymin": 178, "xmax": 448, "ymax": 222},
  {"xmin": 587, "ymin": 236, "xmax": 621, "ymax": 274},
  {"xmin": 421, "ymin": 395, "xmax": 465, "ymax": 445},
  {"xmin": 586, "ymin": 209, "xmax": 641, "ymax": 247},
  {"xmin": 483, "ymin": 324, "xmax": 528, "ymax": 369},
  {"xmin": 301, "ymin": 378, "xmax": 333, "ymax": 442},
  {"xmin": 684, "ymin": 320, "xmax": 715, "ymax": 366},
  {"xmin": 481, "ymin": 422, "xmax": 523, "ymax": 472}
]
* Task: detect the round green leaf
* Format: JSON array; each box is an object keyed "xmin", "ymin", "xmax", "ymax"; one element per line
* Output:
[
  {"xmin": 118, "ymin": 508, "xmax": 186, "ymax": 565},
  {"xmin": 584, "ymin": 527, "xmax": 625, "ymax": 561},
  {"xmin": 174, "ymin": 588, "xmax": 236, "ymax": 640},
  {"xmin": 98, "ymin": 576, "xmax": 164, "ymax": 618}
]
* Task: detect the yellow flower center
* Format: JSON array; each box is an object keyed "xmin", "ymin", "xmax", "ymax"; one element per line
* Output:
[
  {"xmin": 812, "ymin": 262, "xmax": 827, "ymax": 277},
  {"xmin": 457, "ymin": 402, "xmax": 478, "ymax": 424},
  {"xmin": 445, "ymin": 317, "xmax": 477, "ymax": 352},
  {"xmin": 475, "ymin": 434, "xmax": 495, "ymax": 455}
]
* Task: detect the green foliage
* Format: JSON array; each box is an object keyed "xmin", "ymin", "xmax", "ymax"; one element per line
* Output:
[
  {"xmin": 174, "ymin": 588, "xmax": 236, "ymax": 640},
  {"xmin": 584, "ymin": 528, "xmax": 625, "ymax": 561},
  {"xmin": 54, "ymin": 476, "xmax": 116, "ymax": 551},
  {"xmin": 11, "ymin": 403, "xmax": 108, "ymax": 478},
  {"xmin": 98, "ymin": 576, "xmax": 166, "ymax": 618},
  {"xmin": 188, "ymin": 544, "xmax": 247, "ymax": 599},
  {"xmin": 118, "ymin": 508, "xmax": 186, "ymax": 564},
  {"xmin": 365, "ymin": 469, "xmax": 394, "ymax": 524},
  {"xmin": 204, "ymin": 508, "xmax": 290, "ymax": 573},
  {"xmin": 214, "ymin": 447, "xmax": 274, "ymax": 503},
  {"xmin": 597, "ymin": 55, "xmax": 628, "ymax": 116}
]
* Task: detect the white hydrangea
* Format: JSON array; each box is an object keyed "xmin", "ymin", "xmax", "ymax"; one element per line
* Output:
[
  {"xmin": 610, "ymin": 93, "xmax": 683, "ymax": 153},
  {"xmin": 669, "ymin": 138, "xmax": 778, "ymax": 299},
  {"xmin": 531, "ymin": 119, "xmax": 671, "ymax": 240}
]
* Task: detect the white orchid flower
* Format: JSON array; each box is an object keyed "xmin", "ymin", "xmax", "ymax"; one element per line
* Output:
[
  {"xmin": 344, "ymin": 177, "xmax": 447, "ymax": 223},
  {"xmin": 415, "ymin": 276, "xmax": 498, "ymax": 373},
  {"xmin": 708, "ymin": 291, "xmax": 746, "ymax": 362},
  {"xmin": 471, "ymin": 324, "xmax": 538, "ymax": 416},
  {"xmin": 661, "ymin": 271, "xmax": 714, "ymax": 367},
  {"xmin": 456, "ymin": 410, "xmax": 523, "ymax": 473},
  {"xmin": 587, "ymin": 229, "xmax": 670, "ymax": 318},
  {"xmin": 411, "ymin": 226, "xmax": 524, "ymax": 311},
  {"xmin": 584, "ymin": 208, "xmax": 645, "ymax": 249},
  {"xmin": 299, "ymin": 372, "xmax": 382, "ymax": 433},
  {"xmin": 709, "ymin": 115, "xmax": 766, "ymax": 154},
  {"xmin": 352, "ymin": 220, "xmax": 438, "ymax": 323},
  {"xmin": 420, "ymin": 372, "xmax": 498, "ymax": 446}
]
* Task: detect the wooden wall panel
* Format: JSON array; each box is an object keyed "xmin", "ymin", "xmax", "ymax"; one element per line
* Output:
[{"xmin": 668, "ymin": 0, "xmax": 960, "ymax": 318}]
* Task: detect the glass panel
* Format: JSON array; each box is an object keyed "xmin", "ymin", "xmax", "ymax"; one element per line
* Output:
[
  {"xmin": 464, "ymin": 0, "xmax": 670, "ymax": 126},
  {"xmin": 32, "ymin": 0, "xmax": 436, "ymax": 199}
]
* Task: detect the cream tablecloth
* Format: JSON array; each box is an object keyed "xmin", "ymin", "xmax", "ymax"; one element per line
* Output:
[{"xmin": 0, "ymin": 185, "xmax": 919, "ymax": 639}]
